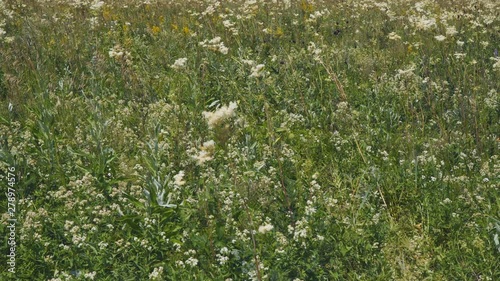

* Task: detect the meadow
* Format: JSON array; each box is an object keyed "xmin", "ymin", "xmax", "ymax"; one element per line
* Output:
[{"xmin": 0, "ymin": 0, "xmax": 499, "ymax": 280}]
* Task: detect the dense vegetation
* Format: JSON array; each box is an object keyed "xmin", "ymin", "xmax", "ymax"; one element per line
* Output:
[{"xmin": 0, "ymin": 0, "xmax": 499, "ymax": 280}]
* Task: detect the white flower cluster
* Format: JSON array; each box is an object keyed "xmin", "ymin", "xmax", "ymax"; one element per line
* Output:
[
  {"xmin": 90, "ymin": 0, "xmax": 104, "ymax": 10},
  {"xmin": 411, "ymin": 15, "xmax": 437, "ymax": 30},
  {"xmin": 199, "ymin": 36, "xmax": 229, "ymax": 55},
  {"xmin": 108, "ymin": 44, "xmax": 132, "ymax": 65},
  {"xmin": 216, "ymin": 247, "xmax": 230, "ymax": 265},
  {"xmin": 202, "ymin": 101, "xmax": 238, "ymax": 128},
  {"xmin": 171, "ymin": 57, "xmax": 187, "ymax": 70},
  {"xmin": 249, "ymin": 64, "xmax": 266, "ymax": 78},
  {"xmin": 308, "ymin": 42, "xmax": 322, "ymax": 62},
  {"xmin": 173, "ymin": 170, "xmax": 185, "ymax": 186},
  {"xmin": 387, "ymin": 32, "xmax": 401, "ymax": 40},
  {"xmin": 258, "ymin": 223, "xmax": 274, "ymax": 234},
  {"xmin": 193, "ymin": 140, "xmax": 216, "ymax": 165},
  {"xmin": 148, "ymin": 266, "xmax": 163, "ymax": 280},
  {"xmin": 222, "ymin": 19, "xmax": 239, "ymax": 35},
  {"xmin": 185, "ymin": 257, "xmax": 199, "ymax": 267}
]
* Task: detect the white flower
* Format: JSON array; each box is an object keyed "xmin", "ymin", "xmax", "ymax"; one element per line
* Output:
[
  {"xmin": 149, "ymin": 267, "xmax": 163, "ymax": 280},
  {"xmin": 387, "ymin": 32, "xmax": 401, "ymax": 40},
  {"xmin": 90, "ymin": 0, "xmax": 104, "ymax": 10},
  {"xmin": 491, "ymin": 57, "xmax": 500, "ymax": 71},
  {"xmin": 202, "ymin": 140, "xmax": 215, "ymax": 150},
  {"xmin": 434, "ymin": 35, "xmax": 446, "ymax": 41},
  {"xmin": 242, "ymin": 59, "xmax": 256, "ymax": 66},
  {"xmin": 446, "ymin": 26, "xmax": 458, "ymax": 36},
  {"xmin": 258, "ymin": 223, "xmax": 274, "ymax": 234},
  {"xmin": 185, "ymin": 257, "xmax": 199, "ymax": 267},
  {"xmin": 307, "ymin": 42, "xmax": 322, "ymax": 61},
  {"xmin": 202, "ymin": 102, "xmax": 238, "ymax": 128},
  {"xmin": 249, "ymin": 64, "xmax": 266, "ymax": 78},
  {"xmin": 223, "ymin": 20, "xmax": 234, "ymax": 28},
  {"xmin": 209, "ymin": 36, "xmax": 222, "ymax": 44},
  {"xmin": 84, "ymin": 271, "xmax": 97, "ymax": 280},
  {"xmin": 193, "ymin": 140, "xmax": 216, "ymax": 165},
  {"xmin": 173, "ymin": 170, "xmax": 185, "ymax": 186},
  {"xmin": 415, "ymin": 16, "xmax": 436, "ymax": 30},
  {"xmin": 442, "ymin": 198, "xmax": 452, "ymax": 204},
  {"xmin": 219, "ymin": 43, "xmax": 229, "ymax": 55},
  {"xmin": 171, "ymin": 57, "xmax": 187, "ymax": 70}
]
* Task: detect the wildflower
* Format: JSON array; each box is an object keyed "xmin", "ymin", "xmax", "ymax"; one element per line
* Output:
[
  {"xmin": 219, "ymin": 43, "xmax": 229, "ymax": 55},
  {"xmin": 199, "ymin": 36, "xmax": 229, "ymax": 54},
  {"xmin": 387, "ymin": 32, "xmax": 401, "ymax": 40},
  {"xmin": 434, "ymin": 35, "xmax": 446, "ymax": 41},
  {"xmin": 84, "ymin": 271, "xmax": 97, "ymax": 280},
  {"xmin": 258, "ymin": 223, "xmax": 274, "ymax": 234},
  {"xmin": 446, "ymin": 26, "xmax": 458, "ymax": 36},
  {"xmin": 307, "ymin": 42, "xmax": 322, "ymax": 61},
  {"xmin": 209, "ymin": 36, "xmax": 221, "ymax": 45},
  {"xmin": 249, "ymin": 64, "xmax": 266, "ymax": 78},
  {"xmin": 223, "ymin": 20, "xmax": 234, "ymax": 28},
  {"xmin": 90, "ymin": 0, "xmax": 104, "ymax": 10},
  {"xmin": 185, "ymin": 257, "xmax": 198, "ymax": 267},
  {"xmin": 414, "ymin": 16, "xmax": 436, "ymax": 30},
  {"xmin": 242, "ymin": 59, "xmax": 256, "ymax": 66},
  {"xmin": 202, "ymin": 102, "xmax": 238, "ymax": 128},
  {"xmin": 108, "ymin": 45, "xmax": 132, "ymax": 65},
  {"xmin": 491, "ymin": 57, "xmax": 500, "ymax": 71},
  {"xmin": 442, "ymin": 198, "xmax": 452, "ymax": 204},
  {"xmin": 149, "ymin": 267, "xmax": 163, "ymax": 280},
  {"xmin": 173, "ymin": 170, "xmax": 185, "ymax": 186},
  {"xmin": 171, "ymin": 57, "xmax": 187, "ymax": 70},
  {"xmin": 194, "ymin": 140, "xmax": 216, "ymax": 165}
]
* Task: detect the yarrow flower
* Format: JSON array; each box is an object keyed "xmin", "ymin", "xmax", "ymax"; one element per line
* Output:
[
  {"xmin": 90, "ymin": 0, "xmax": 104, "ymax": 10},
  {"xmin": 199, "ymin": 36, "xmax": 229, "ymax": 55},
  {"xmin": 434, "ymin": 35, "xmax": 446, "ymax": 41},
  {"xmin": 173, "ymin": 170, "xmax": 185, "ymax": 186},
  {"xmin": 84, "ymin": 271, "xmax": 97, "ymax": 280},
  {"xmin": 149, "ymin": 267, "xmax": 163, "ymax": 280},
  {"xmin": 249, "ymin": 64, "xmax": 266, "ymax": 78},
  {"xmin": 446, "ymin": 26, "xmax": 458, "ymax": 36},
  {"xmin": 108, "ymin": 44, "xmax": 132, "ymax": 65},
  {"xmin": 307, "ymin": 42, "xmax": 322, "ymax": 61},
  {"xmin": 193, "ymin": 140, "xmax": 216, "ymax": 165},
  {"xmin": 387, "ymin": 32, "xmax": 401, "ymax": 40},
  {"xmin": 185, "ymin": 257, "xmax": 199, "ymax": 267},
  {"xmin": 171, "ymin": 57, "xmax": 187, "ymax": 70},
  {"xmin": 202, "ymin": 102, "xmax": 238, "ymax": 128},
  {"xmin": 258, "ymin": 223, "xmax": 274, "ymax": 234}
]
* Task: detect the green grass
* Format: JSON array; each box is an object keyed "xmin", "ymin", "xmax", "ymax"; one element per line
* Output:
[{"xmin": 0, "ymin": 0, "xmax": 499, "ymax": 280}]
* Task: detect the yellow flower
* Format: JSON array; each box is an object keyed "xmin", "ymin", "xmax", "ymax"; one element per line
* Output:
[
  {"xmin": 102, "ymin": 8, "xmax": 111, "ymax": 21},
  {"xmin": 275, "ymin": 27, "xmax": 284, "ymax": 37},
  {"xmin": 182, "ymin": 26, "xmax": 191, "ymax": 35},
  {"xmin": 151, "ymin": 25, "xmax": 161, "ymax": 35},
  {"xmin": 301, "ymin": 0, "xmax": 314, "ymax": 13}
]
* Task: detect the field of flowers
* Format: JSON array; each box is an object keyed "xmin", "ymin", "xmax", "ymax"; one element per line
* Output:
[{"xmin": 0, "ymin": 0, "xmax": 499, "ymax": 280}]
